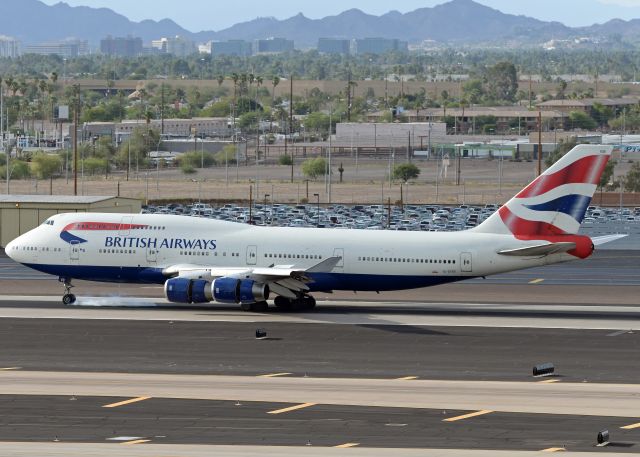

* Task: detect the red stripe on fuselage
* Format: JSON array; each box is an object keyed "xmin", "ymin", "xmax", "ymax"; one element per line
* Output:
[
  {"xmin": 62, "ymin": 222, "xmax": 148, "ymax": 232},
  {"xmin": 516, "ymin": 154, "xmax": 608, "ymax": 198}
]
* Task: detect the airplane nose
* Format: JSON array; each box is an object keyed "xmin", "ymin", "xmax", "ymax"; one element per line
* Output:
[{"xmin": 5, "ymin": 238, "xmax": 19, "ymax": 261}]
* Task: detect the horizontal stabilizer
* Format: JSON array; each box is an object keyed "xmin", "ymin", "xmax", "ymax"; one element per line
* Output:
[
  {"xmin": 498, "ymin": 242, "xmax": 576, "ymax": 257},
  {"xmin": 592, "ymin": 234, "xmax": 628, "ymax": 246}
]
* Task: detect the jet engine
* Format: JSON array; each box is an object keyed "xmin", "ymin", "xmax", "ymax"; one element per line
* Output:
[{"xmin": 164, "ymin": 277, "xmax": 269, "ymax": 305}]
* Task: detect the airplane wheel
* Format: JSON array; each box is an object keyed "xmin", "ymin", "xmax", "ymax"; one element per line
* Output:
[
  {"xmin": 62, "ymin": 294, "xmax": 76, "ymax": 305},
  {"xmin": 305, "ymin": 296, "xmax": 316, "ymax": 309},
  {"xmin": 240, "ymin": 302, "xmax": 252, "ymax": 312},
  {"xmin": 251, "ymin": 301, "xmax": 269, "ymax": 312},
  {"xmin": 274, "ymin": 296, "xmax": 290, "ymax": 308}
]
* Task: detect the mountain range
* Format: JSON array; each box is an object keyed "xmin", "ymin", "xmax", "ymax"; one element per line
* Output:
[{"xmin": 2, "ymin": 0, "xmax": 640, "ymax": 48}]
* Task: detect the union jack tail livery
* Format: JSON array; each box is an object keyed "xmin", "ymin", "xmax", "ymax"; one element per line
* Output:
[{"xmin": 475, "ymin": 144, "xmax": 613, "ymax": 258}]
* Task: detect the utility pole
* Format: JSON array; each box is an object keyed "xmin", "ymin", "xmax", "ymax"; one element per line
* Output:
[
  {"xmin": 537, "ymin": 110, "xmax": 542, "ymax": 176},
  {"xmin": 160, "ymin": 83, "xmax": 165, "ymax": 135},
  {"xmin": 289, "ymin": 75, "xmax": 294, "ymax": 183},
  {"xmin": 346, "ymin": 70, "xmax": 352, "ymax": 122},
  {"xmin": 73, "ymin": 84, "xmax": 80, "ymax": 196}
]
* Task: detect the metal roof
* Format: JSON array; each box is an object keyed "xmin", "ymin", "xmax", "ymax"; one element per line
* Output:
[{"xmin": 0, "ymin": 195, "xmax": 123, "ymax": 204}]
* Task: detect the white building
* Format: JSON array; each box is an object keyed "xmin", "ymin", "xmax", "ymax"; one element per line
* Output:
[{"xmin": 0, "ymin": 36, "xmax": 20, "ymax": 58}]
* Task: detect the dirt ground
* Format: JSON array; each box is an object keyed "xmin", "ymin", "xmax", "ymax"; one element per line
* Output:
[{"xmin": 6, "ymin": 156, "xmax": 636, "ymax": 205}]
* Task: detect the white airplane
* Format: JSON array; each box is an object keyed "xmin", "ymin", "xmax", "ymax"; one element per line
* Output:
[{"xmin": 5, "ymin": 144, "xmax": 624, "ymax": 311}]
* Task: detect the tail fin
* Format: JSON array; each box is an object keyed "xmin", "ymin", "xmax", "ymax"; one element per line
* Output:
[{"xmin": 475, "ymin": 144, "xmax": 612, "ymax": 236}]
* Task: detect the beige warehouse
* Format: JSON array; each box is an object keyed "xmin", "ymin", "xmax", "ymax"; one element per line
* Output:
[{"xmin": 0, "ymin": 195, "xmax": 141, "ymax": 248}]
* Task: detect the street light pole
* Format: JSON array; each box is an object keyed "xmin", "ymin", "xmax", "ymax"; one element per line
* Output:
[{"xmin": 313, "ymin": 193, "xmax": 320, "ymax": 227}]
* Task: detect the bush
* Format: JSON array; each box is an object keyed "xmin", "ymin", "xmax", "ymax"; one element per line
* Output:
[
  {"xmin": 278, "ymin": 154, "xmax": 293, "ymax": 166},
  {"xmin": 214, "ymin": 145, "xmax": 237, "ymax": 165},
  {"xmin": 175, "ymin": 151, "xmax": 215, "ymax": 168},
  {"xmin": 302, "ymin": 157, "xmax": 327, "ymax": 179},
  {"xmin": 181, "ymin": 163, "xmax": 196, "ymax": 174},
  {"xmin": 393, "ymin": 163, "xmax": 420, "ymax": 182}
]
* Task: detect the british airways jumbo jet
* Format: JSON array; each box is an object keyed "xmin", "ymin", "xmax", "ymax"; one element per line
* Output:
[{"xmin": 5, "ymin": 144, "xmax": 623, "ymax": 311}]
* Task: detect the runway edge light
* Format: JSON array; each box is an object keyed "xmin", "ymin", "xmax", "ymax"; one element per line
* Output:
[
  {"xmin": 597, "ymin": 429, "xmax": 610, "ymax": 446},
  {"xmin": 532, "ymin": 362, "xmax": 555, "ymax": 377}
]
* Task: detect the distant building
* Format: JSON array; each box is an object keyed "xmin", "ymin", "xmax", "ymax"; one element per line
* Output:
[
  {"xmin": 24, "ymin": 39, "xmax": 88, "ymax": 58},
  {"xmin": 151, "ymin": 36, "xmax": 196, "ymax": 57},
  {"xmin": 254, "ymin": 37, "xmax": 294, "ymax": 55},
  {"xmin": 100, "ymin": 36, "xmax": 142, "ymax": 57},
  {"xmin": 317, "ymin": 38, "xmax": 350, "ymax": 55},
  {"xmin": 0, "ymin": 35, "xmax": 20, "ymax": 58},
  {"xmin": 209, "ymin": 40, "xmax": 252, "ymax": 57},
  {"xmin": 354, "ymin": 37, "xmax": 408, "ymax": 55}
]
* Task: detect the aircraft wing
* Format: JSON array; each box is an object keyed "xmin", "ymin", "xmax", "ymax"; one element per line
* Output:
[{"xmin": 161, "ymin": 256, "xmax": 342, "ymax": 299}]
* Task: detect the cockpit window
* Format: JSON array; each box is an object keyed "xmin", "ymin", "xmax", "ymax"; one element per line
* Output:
[{"xmin": 43, "ymin": 219, "xmax": 54, "ymax": 226}]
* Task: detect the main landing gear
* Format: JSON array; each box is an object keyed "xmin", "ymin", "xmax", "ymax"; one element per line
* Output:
[
  {"xmin": 273, "ymin": 295, "xmax": 316, "ymax": 312},
  {"xmin": 59, "ymin": 277, "xmax": 76, "ymax": 305}
]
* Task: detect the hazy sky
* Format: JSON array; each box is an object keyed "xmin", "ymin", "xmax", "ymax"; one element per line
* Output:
[{"xmin": 41, "ymin": 0, "xmax": 640, "ymax": 31}]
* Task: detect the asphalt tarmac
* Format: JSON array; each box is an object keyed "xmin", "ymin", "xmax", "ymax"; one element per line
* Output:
[
  {"xmin": 0, "ymin": 394, "xmax": 637, "ymax": 451},
  {"xmin": 0, "ymin": 318, "xmax": 638, "ymax": 383}
]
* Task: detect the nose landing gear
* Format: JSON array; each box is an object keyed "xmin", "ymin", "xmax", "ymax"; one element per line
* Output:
[{"xmin": 59, "ymin": 277, "xmax": 76, "ymax": 305}]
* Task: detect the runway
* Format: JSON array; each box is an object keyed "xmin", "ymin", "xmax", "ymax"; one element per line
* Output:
[
  {"xmin": 0, "ymin": 317, "xmax": 638, "ymax": 382},
  {"xmin": 0, "ymin": 252, "xmax": 638, "ymax": 455}
]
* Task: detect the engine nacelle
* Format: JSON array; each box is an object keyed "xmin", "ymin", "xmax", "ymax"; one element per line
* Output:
[
  {"xmin": 212, "ymin": 277, "xmax": 241, "ymax": 304},
  {"xmin": 164, "ymin": 278, "xmax": 212, "ymax": 304},
  {"xmin": 212, "ymin": 278, "xmax": 270, "ymax": 304},
  {"xmin": 239, "ymin": 280, "xmax": 270, "ymax": 304},
  {"xmin": 165, "ymin": 277, "xmax": 270, "ymax": 305}
]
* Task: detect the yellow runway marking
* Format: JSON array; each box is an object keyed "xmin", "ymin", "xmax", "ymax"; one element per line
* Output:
[
  {"xmin": 538, "ymin": 379, "xmax": 561, "ymax": 384},
  {"xmin": 120, "ymin": 439, "xmax": 150, "ymax": 445},
  {"xmin": 621, "ymin": 422, "xmax": 640, "ymax": 430},
  {"xmin": 396, "ymin": 376, "xmax": 418, "ymax": 380},
  {"xmin": 259, "ymin": 372, "xmax": 292, "ymax": 378},
  {"xmin": 443, "ymin": 410, "xmax": 493, "ymax": 422},
  {"xmin": 335, "ymin": 443, "xmax": 360, "ymax": 448},
  {"xmin": 541, "ymin": 447, "xmax": 566, "ymax": 452},
  {"xmin": 529, "ymin": 278, "xmax": 545, "ymax": 284},
  {"xmin": 0, "ymin": 367, "xmax": 21, "ymax": 371},
  {"xmin": 103, "ymin": 396, "xmax": 151, "ymax": 408},
  {"xmin": 268, "ymin": 402, "xmax": 316, "ymax": 415}
]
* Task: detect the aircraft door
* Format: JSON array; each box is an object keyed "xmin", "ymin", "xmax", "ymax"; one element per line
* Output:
[
  {"xmin": 69, "ymin": 240, "xmax": 80, "ymax": 262},
  {"xmin": 460, "ymin": 252, "xmax": 472, "ymax": 272},
  {"xmin": 119, "ymin": 216, "xmax": 133, "ymax": 236},
  {"xmin": 246, "ymin": 245, "xmax": 257, "ymax": 265},
  {"xmin": 146, "ymin": 247, "xmax": 157, "ymax": 263},
  {"xmin": 332, "ymin": 248, "xmax": 344, "ymax": 270}
]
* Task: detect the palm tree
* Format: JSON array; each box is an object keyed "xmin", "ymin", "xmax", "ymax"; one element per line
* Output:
[{"xmin": 229, "ymin": 73, "xmax": 239, "ymax": 124}]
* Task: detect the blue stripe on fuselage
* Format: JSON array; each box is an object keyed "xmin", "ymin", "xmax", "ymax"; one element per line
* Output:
[
  {"xmin": 524, "ymin": 194, "xmax": 592, "ymax": 223},
  {"xmin": 60, "ymin": 231, "xmax": 87, "ymax": 244},
  {"xmin": 22, "ymin": 263, "xmax": 468, "ymax": 291}
]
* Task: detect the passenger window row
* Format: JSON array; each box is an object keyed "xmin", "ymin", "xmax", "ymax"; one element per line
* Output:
[
  {"xmin": 358, "ymin": 257, "xmax": 455, "ymax": 265},
  {"xmin": 264, "ymin": 253, "xmax": 323, "ymax": 260}
]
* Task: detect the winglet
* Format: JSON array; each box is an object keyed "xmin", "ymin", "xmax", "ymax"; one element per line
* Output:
[{"xmin": 306, "ymin": 256, "xmax": 342, "ymax": 273}]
